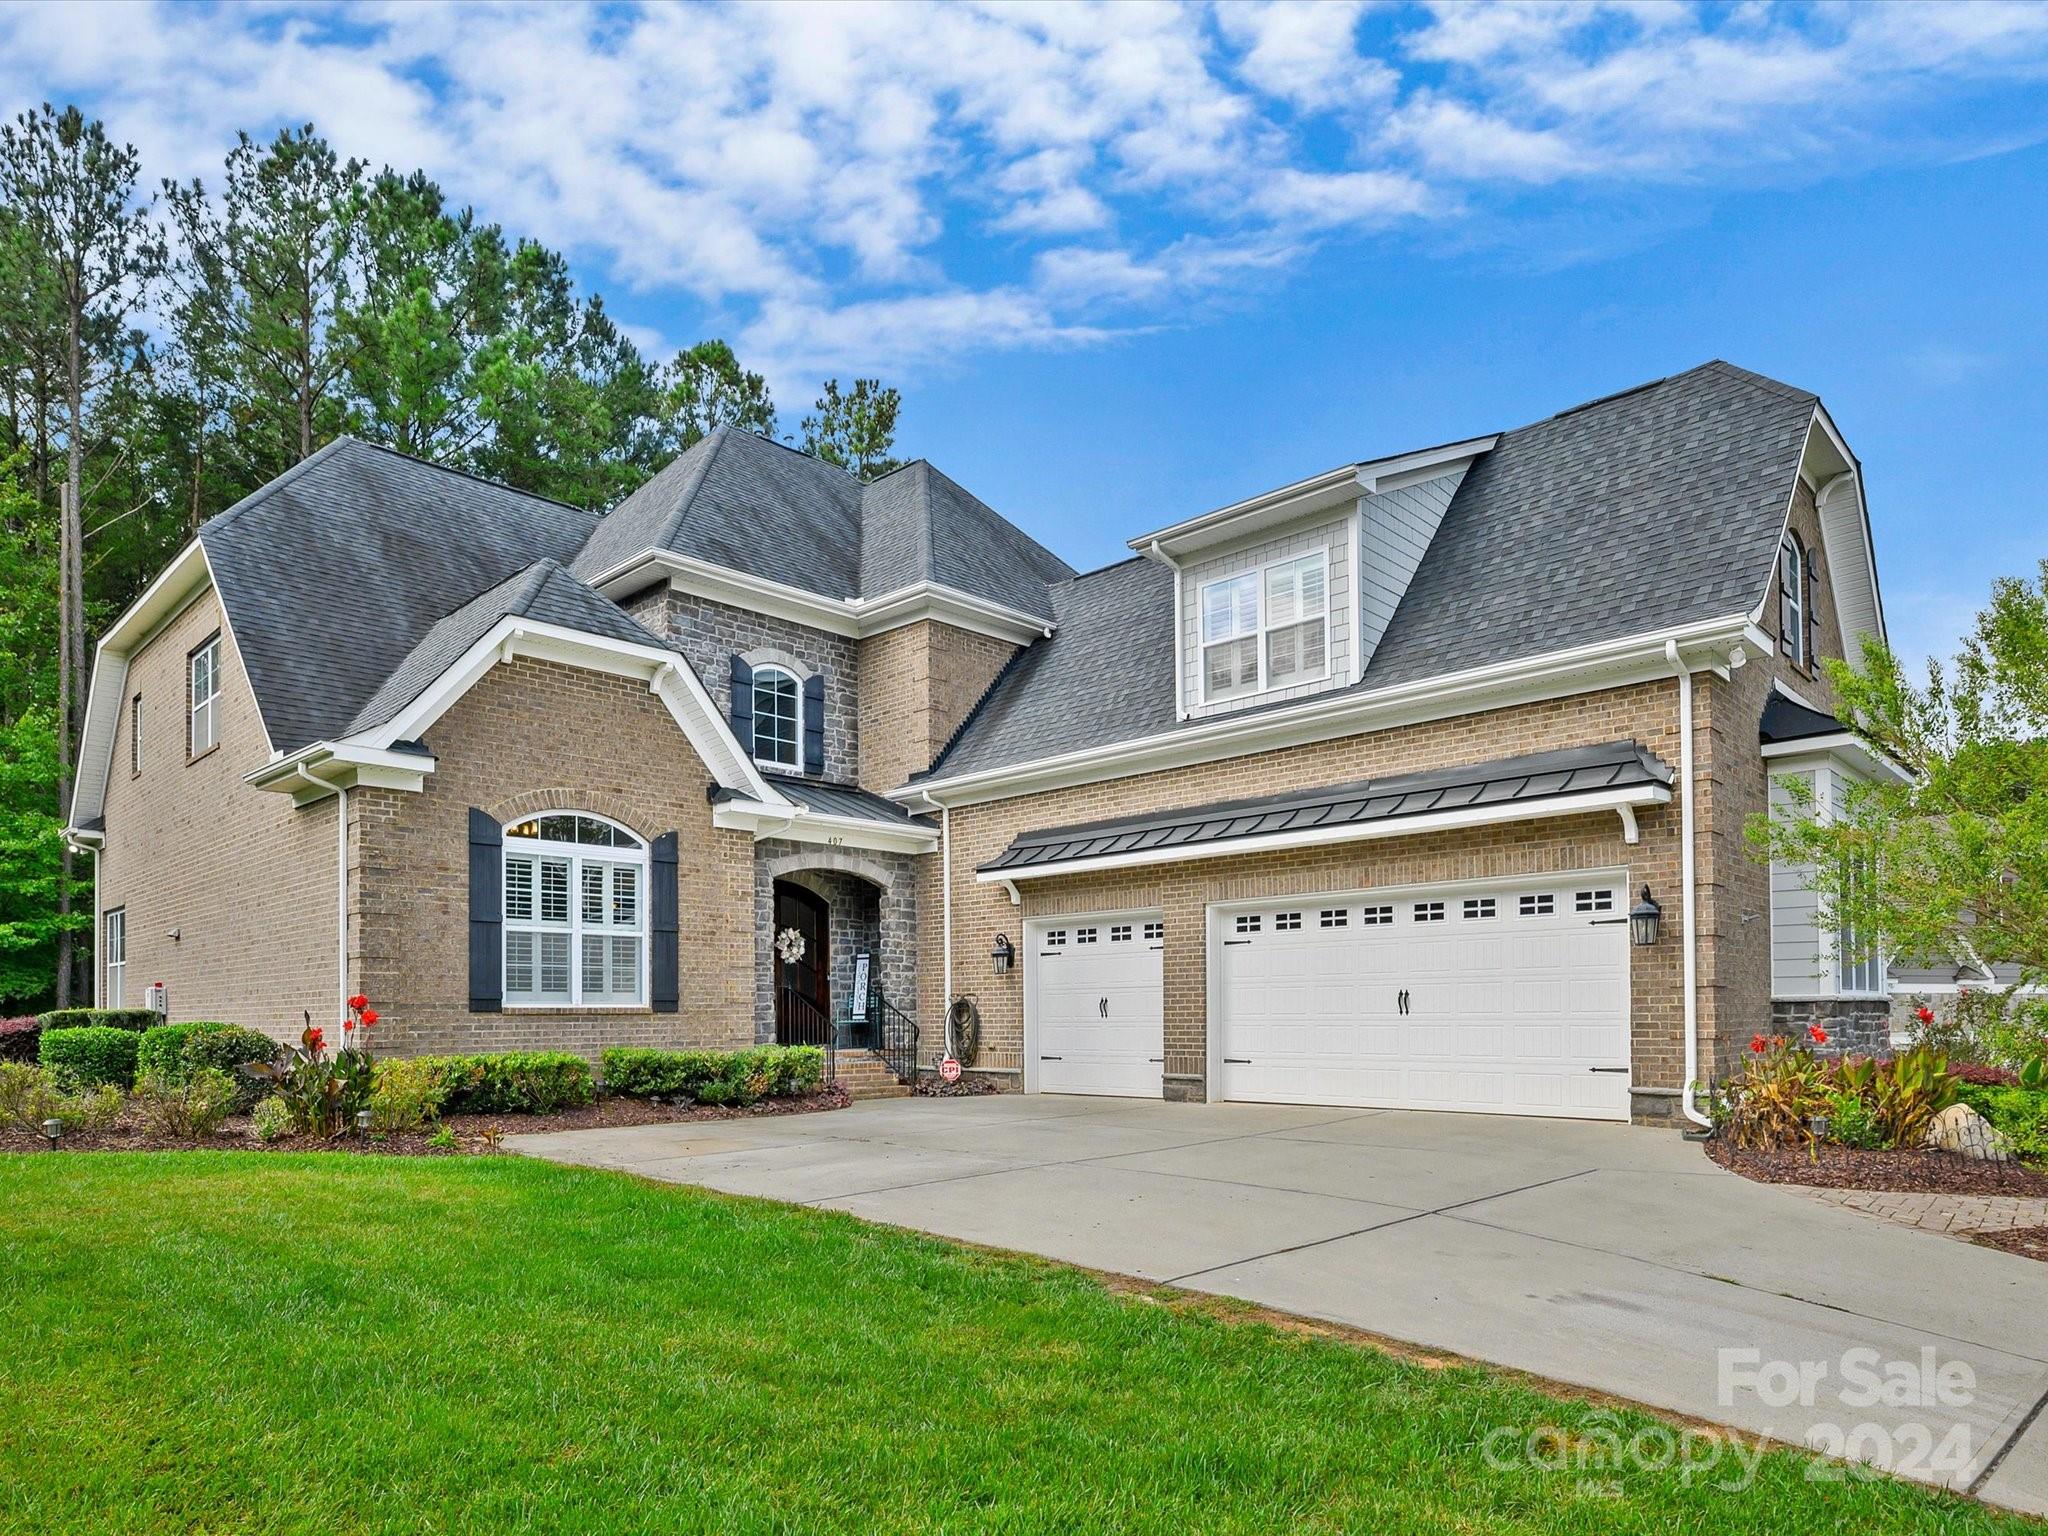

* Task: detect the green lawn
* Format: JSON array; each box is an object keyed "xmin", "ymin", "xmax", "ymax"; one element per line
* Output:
[{"xmin": 0, "ymin": 1154, "xmax": 2026, "ymax": 1534}]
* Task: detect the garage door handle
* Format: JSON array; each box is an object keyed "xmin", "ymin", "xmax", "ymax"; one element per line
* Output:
[
  {"xmin": 1588, "ymin": 1067, "xmax": 1629, "ymax": 1074},
  {"xmin": 1148, "ymin": 1057, "xmax": 1163, "ymax": 1064},
  {"xmin": 1223, "ymin": 939, "xmax": 1252, "ymax": 947},
  {"xmin": 1040, "ymin": 1055, "xmax": 1064, "ymax": 1062},
  {"xmin": 1223, "ymin": 1057, "xmax": 1251, "ymax": 1065}
]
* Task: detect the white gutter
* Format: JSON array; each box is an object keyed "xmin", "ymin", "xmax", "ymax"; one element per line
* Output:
[{"xmin": 1666, "ymin": 640, "xmax": 1710, "ymax": 1129}]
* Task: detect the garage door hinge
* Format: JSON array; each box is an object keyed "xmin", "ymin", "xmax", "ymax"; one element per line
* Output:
[
  {"xmin": 1223, "ymin": 939, "xmax": 1252, "ymax": 946},
  {"xmin": 1223, "ymin": 1057, "xmax": 1251, "ymax": 1065},
  {"xmin": 1588, "ymin": 1067, "xmax": 1629, "ymax": 1074}
]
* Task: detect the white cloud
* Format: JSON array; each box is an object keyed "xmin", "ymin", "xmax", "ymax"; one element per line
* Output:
[{"xmin": 0, "ymin": 0, "xmax": 2045, "ymax": 389}]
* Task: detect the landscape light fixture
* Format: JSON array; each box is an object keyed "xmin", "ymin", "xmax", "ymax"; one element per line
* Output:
[{"xmin": 40, "ymin": 1117, "xmax": 62, "ymax": 1149}]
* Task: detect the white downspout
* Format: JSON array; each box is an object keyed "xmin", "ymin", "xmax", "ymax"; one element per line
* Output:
[
  {"xmin": 1665, "ymin": 640, "xmax": 1710, "ymax": 1128},
  {"xmin": 911, "ymin": 789, "xmax": 953, "ymax": 1015},
  {"xmin": 291, "ymin": 763, "xmax": 348, "ymax": 1027}
]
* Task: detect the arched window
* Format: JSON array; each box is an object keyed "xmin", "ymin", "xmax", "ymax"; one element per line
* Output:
[
  {"xmin": 1779, "ymin": 534, "xmax": 1806, "ymax": 668},
  {"xmin": 501, "ymin": 813, "xmax": 647, "ymax": 1007},
  {"xmin": 751, "ymin": 665, "xmax": 800, "ymax": 768}
]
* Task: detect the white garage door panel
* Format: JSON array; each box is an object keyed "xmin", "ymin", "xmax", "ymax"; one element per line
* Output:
[
  {"xmin": 1217, "ymin": 878, "xmax": 1630, "ymax": 1121},
  {"xmin": 1030, "ymin": 920, "xmax": 1164, "ymax": 1097}
]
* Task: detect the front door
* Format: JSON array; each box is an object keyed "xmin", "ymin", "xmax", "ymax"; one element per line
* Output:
[{"xmin": 773, "ymin": 881, "xmax": 831, "ymax": 1045}]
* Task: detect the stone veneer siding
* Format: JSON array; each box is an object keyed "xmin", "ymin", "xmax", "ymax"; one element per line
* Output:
[
  {"xmin": 752, "ymin": 842, "xmax": 919, "ymax": 1041},
  {"xmin": 353, "ymin": 655, "xmax": 755, "ymax": 1059},
  {"xmin": 626, "ymin": 586, "xmax": 859, "ymax": 783},
  {"xmin": 935, "ymin": 678, "xmax": 1696, "ymax": 1121},
  {"xmin": 1770, "ymin": 997, "xmax": 1892, "ymax": 1058},
  {"xmin": 857, "ymin": 619, "xmax": 1017, "ymax": 794},
  {"xmin": 94, "ymin": 585, "xmax": 337, "ymax": 1040}
]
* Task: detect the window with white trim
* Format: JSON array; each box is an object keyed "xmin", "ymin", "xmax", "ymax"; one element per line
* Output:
[
  {"xmin": 1463, "ymin": 897, "xmax": 1497, "ymax": 920},
  {"xmin": 104, "ymin": 908, "xmax": 126, "ymax": 1007},
  {"xmin": 1075, "ymin": 927, "xmax": 1098, "ymax": 944},
  {"xmin": 502, "ymin": 813, "xmax": 646, "ymax": 1007},
  {"xmin": 1319, "ymin": 908, "xmax": 1348, "ymax": 928},
  {"xmin": 1199, "ymin": 551, "xmax": 1329, "ymax": 703},
  {"xmin": 1779, "ymin": 534, "xmax": 1807, "ymax": 668},
  {"xmin": 1110, "ymin": 924, "xmax": 1133, "ymax": 942},
  {"xmin": 751, "ymin": 665, "xmax": 800, "ymax": 768},
  {"xmin": 1234, "ymin": 914, "xmax": 1261, "ymax": 934},
  {"xmin": 1413, "ymin": 901, "xmax": 1445, "ymax": 922},
  {"xmin": 1143, "ymin": 921, "xmax": 1163, "ymax": 942},
  {"xmin": 1274, "ymin": 911, "xmax": 1302, "ymax": 931},
  {"xmin": 1519, "ymin": 894, "xmax": 1554, "ymax": 917},
  {"xmin": 189, "ymin": 634, "xmax": 222, "ymax": 757},
  {"xmin": 1575, "ymin": 890, "xmax": 1613, "ymax": 914},
  {"xmin": 1360, "ymin": 904, "xmax": 1393, "ymax": 925}
]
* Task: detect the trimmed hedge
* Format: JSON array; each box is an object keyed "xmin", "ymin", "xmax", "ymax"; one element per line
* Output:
[
  {"xmin": 36, "ymin": 1008, "xmax": 161, "ymax": 1033},
  {"xmin": 136, "ymin": 1023, "xmax": 277, "ymax": 1110},
  {"xmin": 409, "ymin": 1052, "xmax": 594, "ymax": 1115},
  {"xmin": 0, "ymin": 1016, "xmax": 41, "ymax": 1063},
  {"xmin": 600, "ymin": 1044, "xmax": 823, "ymax": 1105},
  {"xmin": 39, "ymin": 1026, "xmax": 143, "ymax": 1089},
  {"xmin": 1959, "ymin": 1083, "xmax": 2048, "ymax": 1165}
]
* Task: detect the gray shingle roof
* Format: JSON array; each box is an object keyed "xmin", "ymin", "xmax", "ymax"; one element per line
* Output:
[
  {"xmin": 346, "ymin": 559, "xmax": 660, "ymax": 737},
  {"xmin": 982, "ymin": 741, "xmax": 1671, "ymax": 874},
  {"xmin": 572, "ymin": 429, "xmax": 1072, "ymax": 620},
  {"xmin": 929, "ymin": 361, "xmax": 1821, "ymax": 782},
  {"xmin": 199, "ymin": 439, "xmax": 599, "ymax": 754},
  {"xmin": 861, "ymin": 461, "xmax": 1073, "ymax": 619},
  {"xmin": 571, "ymin": 428, "xmax": 865, "ymax": 596}
]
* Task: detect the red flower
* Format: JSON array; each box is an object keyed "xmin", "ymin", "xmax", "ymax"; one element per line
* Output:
[
  {"xmin": 360, "ymin": 1009, "xmax": 378, "ymax": 1026},
  {"xmin": 1916, "ymin": 1005, "xmax": 1935, "ymax": 1025},
  {"xmin": 1749, "ymin": 1034, "xmax": 1769, "ymax": 1054},
  {"xmin": 306, "ymin": 1026, "xmax": 326, "ymax": 1051},
  {"xmin": 348, "ymin": 994, "xmax": 369, "ymax": 1011},
  {"xmin": 1807, "ymin": 1024, "xmax": 1829, "ymax": 1046}
]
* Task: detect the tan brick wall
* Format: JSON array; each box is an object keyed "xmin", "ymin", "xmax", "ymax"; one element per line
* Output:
[
  {"xmin": 856, "ymin": 619, "xmax": 1016, "ymax": 793},
  {"xmin": 354, "ymin": 655, "xmax": 755, "ymax": 1060},
  {"xmin": 96, "ymin": 587, "xmax": 336, "ymax": 1040},
  {"xmin": 935, "ymin": 679, "xmax": 1699, "ymax": 1102},
  {"xmin": 1701, "ymin": 476, "xmax": 1853, "ymax": 1075}
]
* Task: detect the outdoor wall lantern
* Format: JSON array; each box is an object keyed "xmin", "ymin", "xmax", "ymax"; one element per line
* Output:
[
  {"xmin": 990, "ymin": 934, "xmax": 1015, "ymax": 975},
  {"xmin": 1629, "ymin": 886, "xmax": 1662, "ymax": 948}
]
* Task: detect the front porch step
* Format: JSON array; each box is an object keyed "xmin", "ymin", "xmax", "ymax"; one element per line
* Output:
[{"xmin": 833, "ymin": 1049, "xmax": 914, "ymax": 1101}]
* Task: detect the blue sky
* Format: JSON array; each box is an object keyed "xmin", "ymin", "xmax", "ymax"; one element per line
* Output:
[{"xmin": 5, "ymin": 1, "xmax": 2046, "ymax": 670}]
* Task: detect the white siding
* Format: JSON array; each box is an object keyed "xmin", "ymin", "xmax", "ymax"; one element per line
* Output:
[
  {"xmin": 1180, "ymin": 516, "xmax": 1352, "ymax": 719},
  {"xmin": 1357, "ymin": 466, "xmax": 1465, "ymax": 676},
  {"xmin": 1831, "ymin": 771, "xmax": 1886, "ymax": 996},
  {"xmin": 1769, "ymin": 770, "xmax": 1830, "ymax": 996}
]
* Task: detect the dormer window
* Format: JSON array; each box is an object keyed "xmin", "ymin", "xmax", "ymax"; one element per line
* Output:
[
  {"xmin": 751, "ymin": 665, "xmax": 800, "ymax": 768},
  {"xmin": 1199, "ymin": 551, "xmax": 1328, "ymax": 703},
  {"xmin": 1779, "ymin": 533, "xmax": 1807, "ymax": 669}
]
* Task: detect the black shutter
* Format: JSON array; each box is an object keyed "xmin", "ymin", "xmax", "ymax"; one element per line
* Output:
[
  {"xmin": 468, "ymin": 808, "xmax": 503, "ymax": 1013},
  {"xmin": 1806, "ymin": 557, "xmax": 1820, "ymax": 669},
  {"xmin": 730, "ymin": 656, "xmax": 754, "ymax": 752},
  {"xmin": 650, "ymin": 832, "xmax": 679, "ymax": 1013},
  {"xmin": 802, "ymin": 674, "xmax": 825, "ymax": 776}
]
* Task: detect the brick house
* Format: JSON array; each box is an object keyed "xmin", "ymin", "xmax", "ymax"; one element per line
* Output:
[{"xmin": 68, "ymin": 361, "xmax": 1893, "ymax": 1124}]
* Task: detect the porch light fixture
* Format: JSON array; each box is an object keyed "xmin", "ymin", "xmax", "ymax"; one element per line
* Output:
[
  {"xmin": 40, "ymin": 1117, "xmax": 61, "ymax": 1149},
  {"xmin": 990, "ymin": 934, "xmax": 1015, "ymax": 975},
  {"xmin": 1629, "ymin": 886, "xmax": 1662, "ymax": 948}
]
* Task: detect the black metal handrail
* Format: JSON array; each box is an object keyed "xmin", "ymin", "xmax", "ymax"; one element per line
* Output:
[
  {"xmin": 831, "ymin": 979, "xmax": 918, "ymax": 1087},
  {"xmin": 778, "ymin": 986, "xmax": 831, "ymax": 1048}
]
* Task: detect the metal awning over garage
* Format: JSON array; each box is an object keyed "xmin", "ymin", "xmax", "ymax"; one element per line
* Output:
[{"xmin": 978, "ymin": 740, "xmax": 1672, "ymax": 888}]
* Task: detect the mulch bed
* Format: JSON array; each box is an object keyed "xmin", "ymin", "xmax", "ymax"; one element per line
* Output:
[
  {"xmin": 1705, "ymin": 1137, "xmax": 2048, "ymax": 1196},
  {"xmin": 913, "ymin": 1074, "xmax": 1003, "ymax": 1098},
  {"xmin": 1969, "ymin": 1226, "xmax": 2048, "ymax": 1263},
  {"xmin": 0, "ymin": 1087, "xmax": 849, "ymax": 1158}
]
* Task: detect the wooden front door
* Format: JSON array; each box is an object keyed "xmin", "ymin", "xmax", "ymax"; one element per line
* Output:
[{"xmin": 772, "ymin": 881, "xmax": 831, "ymax": 1044}]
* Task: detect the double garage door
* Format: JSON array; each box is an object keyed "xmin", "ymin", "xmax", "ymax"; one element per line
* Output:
[{"xmin": 1026, "ymin": 874, "xmax": 1632, "ymax": 1120}]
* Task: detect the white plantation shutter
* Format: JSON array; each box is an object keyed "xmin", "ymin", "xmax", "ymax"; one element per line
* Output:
[{"xmin": 1264, "ymin": 554, "xmax": 1328, "ymax": 687}]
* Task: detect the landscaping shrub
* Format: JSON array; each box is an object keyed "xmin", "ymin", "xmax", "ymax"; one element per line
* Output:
[
  {"xmin": 369, "ymin": 1056, "xmax": 453, "ymax": 1133},
  {"xmin": 249, "ymin": 1096, "xmax": 292, "ymax": 1143},
  {"xmin": 1958, "ymin": 1084, "xmax": 2048, "ymax": 1166},
  {"xmin": 0, "ymin": 1016, "xmax": 41, "ymax": 1062},
  {"xmin": 134, "ymin": 1068, "xmax": 238, "ymax": 1140},
  {"xmin": 1822, "ymin": 1089, "xmax": 1885, "ymax": 1150},
  {"xmin": 1955, "ymin": 1062, "xmax": 2019, "ymax": 1087},
  {"xmin": 427, "ymin": 1052, "xmax": 593, "ymax": 1115},
  {"xmin": 35, "ymin": 1007, "xmax": 160, "ymax": 1033},
  {"xmin": 0, "ymin": 1062, "xmax": 121, "ymax": 1133},
  {"xmin": 182, "ymin": 1026, "xmax": 279, "ymax": 1109},
  {"xmin": 39, "ymin": 1026, "xmax": 142, "ymax": 1089},
  {"xmin": 135, "ymin": 1023, "xmax": 277, "ymax": 1110},
  {"xmin": 600, "ymin": 1044, "xmax": 822, "ymax": 1105},
  {"xmin": 242, "ymin": 1019, "xmax": 374, "ymax": 1136}
]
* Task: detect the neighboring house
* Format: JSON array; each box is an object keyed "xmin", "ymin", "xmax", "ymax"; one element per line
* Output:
[{"xmin": 67, "ymin": 360, "xmax": 1890, "ymax": 1124}]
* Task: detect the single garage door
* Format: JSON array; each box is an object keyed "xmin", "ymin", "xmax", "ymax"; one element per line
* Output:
[
  {"xmin": 1027, "ymin": 913, "xmax": 1165, "ymax": 1097},
  {"xmin": 1215, "ymin": 876, "xmax": 1631, "ymax": 1120}
]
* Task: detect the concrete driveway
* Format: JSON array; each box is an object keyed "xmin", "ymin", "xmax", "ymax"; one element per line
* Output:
[{"xmin": 511, "ymin": 1095, "xmax": 2048, "ymax": 1512}]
